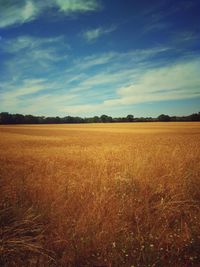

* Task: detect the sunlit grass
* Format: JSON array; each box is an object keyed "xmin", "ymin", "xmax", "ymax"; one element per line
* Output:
[{"xmin": 0, "ymin": 122, "xmax": 200, "ymax": 266}]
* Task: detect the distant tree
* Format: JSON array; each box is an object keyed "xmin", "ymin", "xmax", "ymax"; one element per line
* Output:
[
  {"xmin": 62, "ymin": 116, "xmax": 84, "ymax": 123},
  {"xmin": 74, "ymin": 117, "xmax": 84, "ymax": 123},
  {"xmin": 100, "ymin": 114, "xmax": 113, "ymax": 123},
  {"xmin": 189, "ymin": 112, "xmax": 200, "ymax": 121},
  {"xmin": 13, "ymin": 114, "xmax": 25, "ymax": 124},
  {"xmin": 126, "ymin": 114, "xmax": 134, "ymax": 122},
  {"xmin": 137, "ymin": 117, "xmax": 146, "ymax": 122},
  {"xmin": 24, "ymin": 115, "xmax": 39, "ymax": 124},
  {"xmin": 44, "ymin": 116, "xmax": 61, "ymax": 124},
  {"xmin": 157, "ymin": 114, "xmax": 171, "ymax": 122},
  {"xmin": 170, "ymin": 116, "xmax": 178, "ymax": 122},
  {"xmin": 107, "ymin": 116, "xmax": 113, "ymax": 122},
  {"xmin": 55, "ymin": 116, "xmax": 61, "ymax": 123},
  {"xmin": 38, "ymin": 116, "xmax": 45, "ymax": 124},
  {"xmin": 0, "ymin": 112, "xmax": 13, "ymax": 124},
  {"xmin": 93, "ymin": 116, "xmax": 100, "ymax": 123},
  {"xmin": 63, "ymin": 116, "xmax": 74, "ymax": 123},
  {"xmin": 1, "ymin": 111, "xmax": 199, "ymax": 124}
]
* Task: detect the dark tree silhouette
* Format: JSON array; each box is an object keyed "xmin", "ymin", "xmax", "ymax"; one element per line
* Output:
[
  {"xmin": 100, "ymin": 115, "xmax": 112, "ymax": 123},
  {"xmin": 157, "ymin": 114, "xmax": 171, "ymax": 122},
  {"xmin": 0, "ymin": 112, "xmax": 13, "ymax": 124},
  {"xmin": 0, "ymin": 112, "xmax": 199, "ymax": 124},
  {"xmin": 126, "ymin": 114, "xmax": 134, "ymax": 122},
  {"xmin": 189, "ymin": 112, "xmax": 200, "ymax": 121}
]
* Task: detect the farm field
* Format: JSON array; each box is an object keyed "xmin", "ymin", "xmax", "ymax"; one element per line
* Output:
[{"xmin": 0, "ymin": 122, "xmax": 200, "ymax": 267}]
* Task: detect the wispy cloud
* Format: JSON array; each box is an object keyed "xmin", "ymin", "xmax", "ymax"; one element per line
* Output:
[
  {"xmin": 140, "ymin": 0, "xmax": 199, "ymax": 37},
  {"xmin": 0, "ymin": 0, "xmax": 101, "ymax": 28},
  {"xmin": 0, "ymin": 77, "xmax": 78, "ymax": 114},
  {"xmin": 1, "ymin": 32, "xmax": 199, "ymax": 116},
  {"xmin": 171, "ymin": 30, "xmax": 200, "ymax": 47},
  {"xmin": 105, "ymin": 59, "xmax": 200, "ymax": 105},
  {"xmin": 72, "ymin": 52, "xmax": 116, "ymax": 70},
  {"xmin": 3, "ymin": 35, "xmax": 67, "ymax": 53},
  {"xmin": 0, "ymin": 78, "xmax": 48, "ymax": 111},
  {"xmin": 0, "ymin": 42, "xmax": 171, "ymax": 115},
  {"xmin": 55, "ymin": 0, "xmax": 101, "ymax": 13},
  {"xmin": 15, "ymin": 92, "xmax": 78, "ymax": 115},
  {"xmin": 0, "ymin": 35, "xmax": 69, "ymax": 81},
  {"xmin": 60, "ymin": 58, "xmax": 200, "ymax": 115},
  {"xmin": 83, "ymin": 26, "xmax": 117, "ymax": 42},
  {"xmin": 69, "ymin": 46, "xmax": 169, "ymax": 75},
  {"xmin": 0, "ymin": 1, "xmax": 40, "ymax": 28}
]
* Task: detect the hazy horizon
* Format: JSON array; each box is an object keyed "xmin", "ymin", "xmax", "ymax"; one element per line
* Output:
[{"xmin": 0, "ymin": 0, "xmax": 200, "ymax": 117}]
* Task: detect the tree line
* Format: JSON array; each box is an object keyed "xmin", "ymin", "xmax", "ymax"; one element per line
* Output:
[{"xmin": 0, "ymin": 112, "xmax": 200, "ymax": 124}]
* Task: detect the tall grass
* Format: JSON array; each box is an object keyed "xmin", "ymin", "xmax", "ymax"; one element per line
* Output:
[{"xmin": 0, "ymin": 123, "xmax": 200, "ymax": 266}]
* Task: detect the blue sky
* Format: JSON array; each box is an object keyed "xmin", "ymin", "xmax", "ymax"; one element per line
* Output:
[{"xmin": 0, "ymin": 0, "xmax": 200, "ymax": 117}]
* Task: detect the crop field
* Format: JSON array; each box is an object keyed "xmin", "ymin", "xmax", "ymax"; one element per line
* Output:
[{"xmin": 0, "ymin": 122, "xmax": 200, "ymax": 267}]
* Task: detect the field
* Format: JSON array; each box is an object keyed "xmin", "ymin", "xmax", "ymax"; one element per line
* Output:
[{"xmin": 0, "ymin": 122, "xmax": 200, "ymax": 267}]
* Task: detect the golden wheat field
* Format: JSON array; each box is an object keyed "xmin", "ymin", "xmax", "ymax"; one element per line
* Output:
[{"xmin": 0, "ymin": 122, "xmax": 200, "ymax": 267}]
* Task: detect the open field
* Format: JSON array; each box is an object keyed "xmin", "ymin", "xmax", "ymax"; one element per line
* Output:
[{"xmin": 1, "ymin": 122, "xmax": 200, "ymax": 267}]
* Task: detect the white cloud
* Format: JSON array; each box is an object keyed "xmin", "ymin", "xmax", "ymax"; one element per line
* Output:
[
  {"xmin": 0, "ymin": 77, "xmax": 78, "ymax": 114},
  {"xmin": 17, "ymin": 93, "xmax": 78, "ymax": 115},
  {"xmin": 0, "ymin": 79, "xmax": 48, "ymax": 111},
  {"xmin": 1, "ymin": 36, "xmax": 199, "ymax": 116},
  {"xmin": 70, "ymin": 47, "xmax": 169, "ymax": 73},
  {"xmin": 55, "ymin": 0, "xmax": 100, "ymax": 13},
  {"xmin": 22, "ymin": 1, "xmax": 37, "ymax": 21},
  {"xmin": 60, "ymin": 58, "xmax": 200, "ymax": 114},
  {"xmin": 83, "ymin": 26, "xmax": 116, "ymax": 42},
  {"xmin": 117, "ymin": 59, "xmax": 200, "ymax": 98},
  {"xmin": 3, "ymin": 35, "xmax": 66, "ymax": 53},
  {"xmin": 106, "ymin": 59, "xmax": 200, "ymax": 105},
  {"xmin": 73, "ymin": 52, "xmax": 116, "ymax": 70},
  {"xmin": 1, "ymin": 79, "xmax": 48, "ymax": 99},
  {"xmin": 0, "ymin": 1, "xmax": 39, "ymax": 28},
  {"xmin": 0, "ymin": 0, "xmax": 101, "ymax": 28},
  {"xmin": 64, "ymin": 47, "xmax": 170, "ymax": 93},
  {"xmin": 1, "ymin": 35, "xmax": 69, "ymax": 81}
]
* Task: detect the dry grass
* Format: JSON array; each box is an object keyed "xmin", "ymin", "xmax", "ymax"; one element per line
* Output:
[{"xmin": 0, "ymin": 122, "xmax": 200, "ymax": 267}]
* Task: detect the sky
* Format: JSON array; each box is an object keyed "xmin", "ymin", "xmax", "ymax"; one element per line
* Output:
[{"xmin": 0, "ymin": 0, "xmax": 200, "ymax": 117}]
